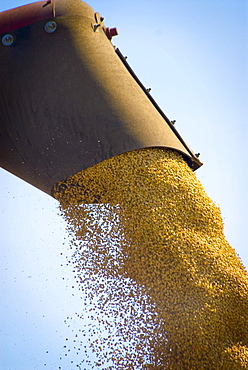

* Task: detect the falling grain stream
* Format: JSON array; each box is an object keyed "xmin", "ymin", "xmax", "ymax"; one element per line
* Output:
[
  {"xmin": 1, "ymin": 1, "xmax": 247, "ymax": 368},
  {"xmin": 53, "ymin": 148, "xmax": 248, "ymax": 369}
]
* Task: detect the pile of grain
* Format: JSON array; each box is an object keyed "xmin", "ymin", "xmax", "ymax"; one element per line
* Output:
[{"xmin": 53, "ymin": 148, "xmax": 248, "ymax": 369}]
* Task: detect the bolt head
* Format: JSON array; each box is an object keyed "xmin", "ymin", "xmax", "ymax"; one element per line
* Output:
[
  {"xmin": 44, "ymin": 21, "xmax": 57, "ymax": 33},
  {"xmin": 2, "ymin": 34, "xmax": 14, "ymax": 46}
]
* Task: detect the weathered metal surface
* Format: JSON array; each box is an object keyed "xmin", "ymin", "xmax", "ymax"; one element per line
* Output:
[{"xmin": 0, "ymin": 0, "xmax": 202, "ymax": 196}]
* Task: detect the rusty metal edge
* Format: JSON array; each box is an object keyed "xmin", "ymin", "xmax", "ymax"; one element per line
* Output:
[{"xmin": 0, "ymin": 0, "xmax": 58, "ymax": 34}]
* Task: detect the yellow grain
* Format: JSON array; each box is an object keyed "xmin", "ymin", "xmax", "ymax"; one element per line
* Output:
[{"xmin": 53, "ymin": 148, "xmax": 248, "ymax": 369}]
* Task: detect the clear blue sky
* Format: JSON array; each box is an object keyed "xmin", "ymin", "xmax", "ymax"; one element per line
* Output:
[{"xmin": 1, "ymin": 1, "xmax": 247, "ymax": 369}]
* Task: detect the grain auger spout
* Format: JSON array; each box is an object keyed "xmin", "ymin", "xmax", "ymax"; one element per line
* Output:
[{"xmin": 0, "ymin": 0, "xmax": 202, "ymax": 197}]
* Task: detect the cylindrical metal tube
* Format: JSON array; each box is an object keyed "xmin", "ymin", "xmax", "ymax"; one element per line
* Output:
[{"xmin": 0, "ymin": 0, "xmax": 202, "ymax": 196}]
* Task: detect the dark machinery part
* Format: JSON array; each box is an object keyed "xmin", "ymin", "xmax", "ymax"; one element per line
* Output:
[{"xmin": 0, "ymin": 0, "xmax": 202, "ymax": 197}]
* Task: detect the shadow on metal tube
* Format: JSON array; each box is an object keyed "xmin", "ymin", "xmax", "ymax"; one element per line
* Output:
[{"xmin": 0, "ymin": 0, "xmax": 202, "ymax": 197}]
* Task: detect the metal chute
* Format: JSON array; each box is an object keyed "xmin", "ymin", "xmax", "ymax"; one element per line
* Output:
[{"xmin": 0, "ymin": 0, "xmax": 202, "ymax": 196}]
